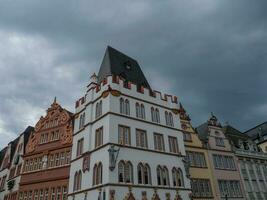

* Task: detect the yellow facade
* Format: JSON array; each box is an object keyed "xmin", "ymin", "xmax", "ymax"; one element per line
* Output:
[{"xmin": 179, "ymin": 104, "xmax": 216, "ymax": 200}]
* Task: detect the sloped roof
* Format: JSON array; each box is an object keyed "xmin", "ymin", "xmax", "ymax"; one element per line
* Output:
[
  {"xmin": 196, "ymin": 122, "xmax": 209, "ymax": 142},
  {"xmin": 223, "ymin": 125, "xmax": 251, "ymax": 147},
  {"xmin": 22, "ymin": 126, "xmax": 34, "ymax": 153},
  {"xmin": 0, "ymin": 147, "xmax": 7, "ymax": 167},
  {"xmin": 244, "ymin": 121, "xmax": 267, "ymax": 140},
  {"xmin": 97, "ymin": 46, "xmax": 151, "ymax": 89}
]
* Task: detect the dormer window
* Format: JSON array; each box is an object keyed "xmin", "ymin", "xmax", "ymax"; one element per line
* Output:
[{"xmin": 124, "ymin": 61, "xmax": 131, "ymax": 70}]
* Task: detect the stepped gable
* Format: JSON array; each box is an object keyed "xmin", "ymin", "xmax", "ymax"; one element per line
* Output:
[{"xmin": 98, "ymin": 46, "xmax": 151, "ymax": 89}]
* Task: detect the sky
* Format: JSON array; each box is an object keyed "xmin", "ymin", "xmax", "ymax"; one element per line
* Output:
[{"xmin": 0, "ymin": 0, "xmax": 266, "ymax": 148}]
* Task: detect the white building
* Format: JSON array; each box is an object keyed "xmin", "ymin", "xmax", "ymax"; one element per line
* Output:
[
  {"xmin": 0, "ymin": 126, "xmax": 33, "ymax": 200},
  {"xmin": 68, "ymin": 46, "xmax": 191, "ymax": 200}
]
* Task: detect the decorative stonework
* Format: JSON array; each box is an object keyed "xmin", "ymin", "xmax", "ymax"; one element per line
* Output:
[
  {"xmin": 109, "ymin": 190, "xmax": 115, "ymax": 200},
  {"xmin": 26, "ymin": 133, "xmax": 37, "ymax": 153},
  {"xmin": 151, "ymin": 189, "xmax": 160, "ymax": 200},
  {"xmin": 82, "ymin": 152, "xmax": 90, "ymax": 172},
  {"xmin": 174, "ymin": 190, "xmax": 182, "ymax": 200},
  {"xmin": 141, "ymin": 191, "xmax": 148, "ymax": 200},
  {"xmin": 179, "ymin": 103, "xmax": 190, "ymax": 121},
  {"xmin": 208, "ymin": 112, "xmax": 222, "ymax": 127},
  {"xmin": 124, "ymin": 187, "xmax": 135, "ymax": 200},
  {"xmin": 61, "ymin": 124, "xmax": 73, "ymax": 144}
]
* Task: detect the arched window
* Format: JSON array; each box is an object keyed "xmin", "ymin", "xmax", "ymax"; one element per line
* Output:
[
  {"xmin": 125, "ymin": 99, "xmax": 130, "ymax": 115},
  {"xmin": 124, "ymin": 161, "xmax": 133, "ymax": 183},
  {"xmin": 120, "ymin": 98, "xmax": 125, "ymax": 114},
  {"xmin": 78, "ymin": 170, "xmax": 82, "ymax": 190},
  {"xmin": 173, "ymin": 168, "xmax": 184, "ymax": 187},
  {"xmin": 157, "ymin": 166, "xmax": 162, "ymax": 185},
  {"xmin": 155, "ymin": 109, "xmax": 160, "ymax": 123},
  {"xmin": 73, "ymin": 171, "xmax": 78, "ymax": 191},
  {"xmin": 136, "ymin": 103, "xmax": 140, "ymax": 118},
  {"xmin": 138, "ymin": 163, "xmax": 151, "ymax": 185},
  {"xmin": 141, "ymin": 104, "xmax": 145, "ymax": 119},
  {"xmin": 79, "ymin": 113, "xmax": 85, "ymax": 129},
  {"xmin": 165, "ymin": 111, "xmax": 169, "ymax": 125},
  {"xmin": 137, "ymin": 163, "xmax": 144, "ymax": 184},
  {"xmin": 93, "ymin": 163, "xmax": 103, "ymax": 185},
  {"xmin": 169, "ymin": 113, "xmax": 173, "ymax": 127},
  {"xmin": 118, "ymin": 161, "xmax": 124, "ymax": 182},
  {"xmin": 162, "ymin": 167, "xmax": 169, "ymax": 186},
  {"xmin": 151, "ymin": 107, "xmax": 155, "ymax": 122},
  {"xmin": 118, "ymin": 161, "xmax": 133, "ymax": 183},
  {"xmin": 95, "ymin": 101, "xmax": 103, "ymax": 119}
]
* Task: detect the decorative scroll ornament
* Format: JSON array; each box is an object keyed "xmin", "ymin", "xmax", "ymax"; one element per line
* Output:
[
  {"xmin": 102, "ymin": 90, "xmax": 110, "ymax": 98},
  {"xmin": 171, "ymin": 109, "xmax": 179, "ymax": 115},
  {"xmin": 26, "ymin": 133, "xmax": 37, "ymax": 153},
  {"xmin": 61, "ymin": 124, "xmax": 73, "ymax": 144}
]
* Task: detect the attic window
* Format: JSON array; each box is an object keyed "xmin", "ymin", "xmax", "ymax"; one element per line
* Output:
[{"xmin": 124, "ymin": 61, "xmax": 131, "ymax": 70}]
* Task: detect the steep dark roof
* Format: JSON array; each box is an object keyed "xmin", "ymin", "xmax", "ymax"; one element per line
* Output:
[
  {"xmin": 10, "ymin": 137, "xmax": 19, "ymax": 162},
  {"xmin": 22, "ymin": 126, "xmax": 34, "ymax": 153},
  {"xmin": 0, "ymin": 147, "xmax": 7, "ymax": 167},
  {"xmin": 196, "ymin": 122, "xmax": 209, "ymax": 142},
  {"xmin": 244, "ymin": 121, "xmax": 267, "ymax": 140},
  {"xmin": 97, "ymin": 46, "xmax": 151, "ymax": 89},
  {"xmin": 223, "ymin": 125, "xmax": 251, "ymax": 147}
]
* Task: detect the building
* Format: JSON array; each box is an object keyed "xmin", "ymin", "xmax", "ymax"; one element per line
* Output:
[
  {"xmin": 179, "ymin": 104, "xmax": 215, "ymax": 200},
  {"xmin": 223, "ymin": 125, "xmax": 267, "ymax": 200},
  {"xmin": 196, "ymin": 114, "xmax": 245, "ymax": 200},
  {"xmin": 0, "ymin": 126, "xmax": 34, "ymax": 200},
  {"xmin": 68, "ymin": 46, "xmax": 191, "ymax": 200},
  {"xmin": 18, "ymin": 99, "xmax": 73, "ymax": 200},
  {"xmin": 244, "ymin": 122, "xmax": 267, "ymax": 153}
]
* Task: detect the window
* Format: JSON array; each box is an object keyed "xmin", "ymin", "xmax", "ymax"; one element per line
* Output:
[
  {"xmin": 24, "ymin": 192, "xmax": 27, "ymax": 200},
  {"xmin": 0, "ymin": 175, "xmax": 6, "ymax": 190},
  {"xmin": 256, "ymin": 165, "xmax": 263, "ymax": 180},
  {"xmin": 151, "ymin": 107, "xmax": 160, "ymax": 123},
  {"xmin": 212, "ymin": 155, "xmax": 235, "ymax": 170},
  {"xmin": 49, "ymin": 154, "xmax": 54, "ymax": 168},
  {"xmin": 215, "ymin": 137, "xmax": 225, "ymax": 147},
  {"xmin": 186, "ymin": 151, "xmax": 207, "ymax": 168},
  {"xmin": 118, "ymin": 161, "xmax": 133, "ymax": 183},
  {"xmin": 191, "ymin": 179, "xmax": 212, "ymax": 198},
  {"xmin": 168, "ymin": 136, "xmax": 179, "ymax": 153},
  {"xmin": 73, "ymin": 170, "xmax": 82, "ymax": 191},
  {"xmin": 19, "ymin": 192, "xmax": 23, "ymax": 200},
  {"xmin": 137, "ymin": 163, "xmax": 151, "ymax": 184},
  {"xmin": 118, "ymin": 125, "xmax": 131, "ymax": 145},
  {"xmin": 120, "ymin": 98, "xmax": 130, "ymax": 115},
  {"xmin": 95, "ymin": 101, "xmax": 102, "ymax": 119},
  {"xmin": 93, "ymin": 163, "xmax": 103, "ymax": 185},
  {"xmin": 34, "ymin": 190, "xmax": 38, "ymax": 200},
  {"xmin": 136, "ymin": 103, "xmax": 145, "ymax": 119},
  {"xmin": 154, "ymin": 133, "xmax": 165, "ymax": 151},
  {"xmin": 172, "ymin": 168, "xmax": 184, "ymax": 187},
  {"xmin": 51, "ymin": 188, "xmax": 55, "ymax": 200},
  {"xmin": 56, "ymin": 187, "xmax": 61, "ymax": 200},
  {"xmin": 79, "ymin": 112, "xmax": 85, "ymax": 129},
  {"xmin": 9, "ymin": 167, "xmax": 16, "ymax": 179},
  {"xmin": 165, "ymin": 111, "xmax": 174, "ymax": 127},
  {"xmin": 183, "ymin": 132, "xmax": 192, "ymax": 141},
  {"xmin": 218, "ymin": 180, "xmax": 242, "ymax": 198},
  {"xmin": 28, "ymin": 191, "xmax": 32, "ymax": 200},
  {"xmin": 136, "ymin": 129, "xmax": 147, "ymax": 148},
  {"xmin": 39, "ymin": 189, "xmax": 44, "ymax": 200},
  {"xmin": 60, "ymin": 152, "xmax": 65, "ymax": 166},
  {"xmin": 38, "ymin": 157, "xmax": 42, "ymax": 170},
  {"xmin": 156, "ymin": 166, "xmax": 169, "ymax": 186},
  {"xmin": 44, "ymin": 189, "xmax": 49, "ymax": 200},
  {"xmin": 54, "ymin": 130, "xmax": 60, "ymax": 140},
  {"xmin": 76, "ymin": 138, "xmax": 84, "ymax": 157},
  {"xmin": 95, "ymin": 127, "xmax": 103, "ymax": 148},
  {"xmin": 66, "ymin": 151, "xmax": 70, "ymax": 164},
  {"xmin": 55, "ymin": 153, "xmax": 60, "ymax": 166},
  {"xmin": 62, "ymin": 186, "xmax": 67, "ymax": 200}
]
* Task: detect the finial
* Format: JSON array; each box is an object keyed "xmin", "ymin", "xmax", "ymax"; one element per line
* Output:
[
  {"xmin": 211, "ymin": 112, "xmax": 214, "ymax": 117},
  {"xmin": 53, "ymin": 96, "xmax": 57, "ymax": 104}
]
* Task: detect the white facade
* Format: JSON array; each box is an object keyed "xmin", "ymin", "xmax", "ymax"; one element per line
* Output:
[{"xmin": 68, "ymin": 75, "xmax": 191, "ymax": 200}]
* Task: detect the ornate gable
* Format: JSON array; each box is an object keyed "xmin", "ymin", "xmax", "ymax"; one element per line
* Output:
[{"xmin": 26, "ymin": 98, "xmax": 73, "ymax": 153}]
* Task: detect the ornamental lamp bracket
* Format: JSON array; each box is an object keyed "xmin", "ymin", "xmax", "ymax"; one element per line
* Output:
[{"xmin": 108, "ymin": 144, "xmax": 120, "ymax": 171}]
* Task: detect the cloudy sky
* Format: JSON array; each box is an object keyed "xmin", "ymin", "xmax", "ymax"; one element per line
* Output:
[{"xmin": 0, "ymin": 0, "xmax": 266, "ymax": 148}]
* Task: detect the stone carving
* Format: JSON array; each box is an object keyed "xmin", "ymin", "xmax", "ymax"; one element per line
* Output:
[
  {"xmin": 26, "ymin": 133, "xmax": 37, "ymax": 153},
  {"xmin": 109, "ymin": 190, "xmax": 115, "ymax": 200},
  {"xmin": 83, "ymin": 153, "xmax": 90, "ymax": 172},
  {"xmin": 108, "ymin": 145, "xmax": 120, "ymax": 171},
  {"xmin": 141, "ymin": 191, "xmax": 148, "ymax": 200},
  {"xmin": 61, "ymin": 124, "xmax": 73, "ymax": 144},
  {"xmin": 124, "ymin": 187, "xmax": 135, "ymax": 200},
  {"xmin": 151, "ymin": 189, "xmax": 160, "ymax": 200}
]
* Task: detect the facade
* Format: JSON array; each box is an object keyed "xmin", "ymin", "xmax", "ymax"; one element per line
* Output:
[
  {"xmin": 196, "ymin": 115, "xmax": 245, "ymax": 200},
  {"xmin": 68, "ymin": 46, "xmax": 191, "ymax": 200},
  {"xmin": 224, "ymin": 125, "xmax": 267, "ymax": 200},
  {"xmin": 1, "ymin": 126, "xmax": 34, "ymax": 200},
  {"xmin": 179, "ymin": 104, "xmax": 215, "ymax": 200},
  {"xmin": 18, "ymin": 99, "xmax": 73, "ymax": 200},
  {"xmin": 244, "ymin": 122, "xmax": 267, "ymax": 153}
]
